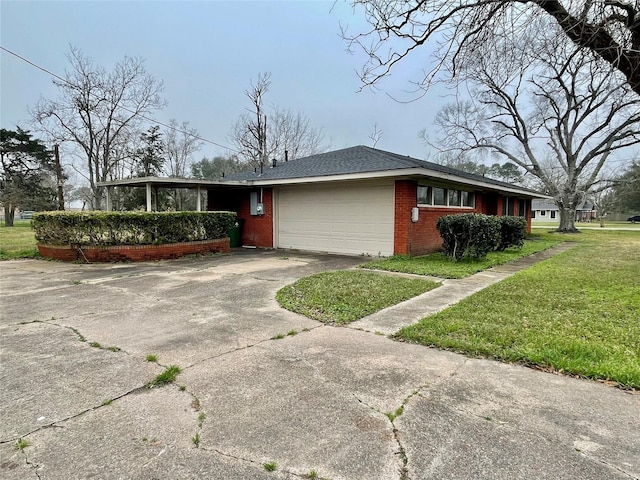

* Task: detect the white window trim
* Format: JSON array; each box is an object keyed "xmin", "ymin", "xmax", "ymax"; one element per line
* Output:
[{"xmin": 417, "ymin": 185, "xmax": 476, "ymax": 209}]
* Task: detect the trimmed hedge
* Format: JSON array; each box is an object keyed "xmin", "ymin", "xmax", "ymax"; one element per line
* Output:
[
  {"xmin": 32, "ymin": 211, "xmax": 236, "ymax": 247},
  {"xmin": 497, "ymin": 216, "xmax": 527, "ymax": 251},
  {"xmin": 437, "ymin": 213, "xmax": 501, "ymax": 260},
  {"xmin": 437, "ymin": 213, "xmax": 528, "ymax": 260}
]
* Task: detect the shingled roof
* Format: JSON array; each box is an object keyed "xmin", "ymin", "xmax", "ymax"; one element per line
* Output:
[{"xmin": 225, "ymin": 145, "xmax": 540, "ymax": 195}]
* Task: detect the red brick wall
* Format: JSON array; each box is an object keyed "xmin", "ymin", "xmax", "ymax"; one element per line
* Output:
[
  {"xmin": 38, "ymin": 238, "xmax": 230, "ymax": 262},
  {"xmin": 208, "ymin": 183, "xmax": 532, "ymax": 254},
  {"xmin": 394, "ymin": 180, "xmax": 484, "ymax": 256},
  {"xmin": 500, "ymin": 197, "xmax": 533, "ymax": 233},
  {"xmin": 207, "ymin": 188, "xmax": 273, "ymax": 247},
  {"xmin": 516, "ymin": 198, "xmax": 533, "ymax": 233},
  {"xmin": 394, "ymin": 180, "xmax": 414, "ymax": 255}
]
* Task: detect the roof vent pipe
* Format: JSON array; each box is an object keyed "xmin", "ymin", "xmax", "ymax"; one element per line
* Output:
[
  {"xmin": 272, "ymin": 158, "xmax": 277, "ymax": 168},
  {"xmin": 260, "ymin": 162, "xmax": 263, "ymax": 175},
  {"xmin": 285, "ymin": 150, "xmax": 288, "ymax": 162}
]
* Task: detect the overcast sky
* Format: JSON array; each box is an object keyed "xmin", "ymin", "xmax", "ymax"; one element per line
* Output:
[{"xmin": 1, "ymin": 0, "xmax": 456, "ymax": 169}]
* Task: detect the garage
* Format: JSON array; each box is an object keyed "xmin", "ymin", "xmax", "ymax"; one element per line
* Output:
[{"xmin": 274, "ymin": 181, "xmax": 395, "ymax": 256}]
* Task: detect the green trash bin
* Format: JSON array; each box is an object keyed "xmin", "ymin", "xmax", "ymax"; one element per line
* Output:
[{"xmin": 227, "ymin": 219, "xmax": 244, "ymax": 248}]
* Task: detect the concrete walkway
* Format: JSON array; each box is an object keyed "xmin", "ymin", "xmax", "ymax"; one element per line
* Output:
[{"xmin": 350, "ymin": 243, "xmax": 577, "ymax": 335}]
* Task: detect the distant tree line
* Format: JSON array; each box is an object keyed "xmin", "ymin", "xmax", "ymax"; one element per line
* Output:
[{"xmin": 24, "ymin": 47, "xmax": 326, "ymax": 213}]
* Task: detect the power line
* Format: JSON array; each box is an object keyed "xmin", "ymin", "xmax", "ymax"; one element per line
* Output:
[{"xmin": 0, "ymin": 45, "xmax": 241, "ymax": 154}]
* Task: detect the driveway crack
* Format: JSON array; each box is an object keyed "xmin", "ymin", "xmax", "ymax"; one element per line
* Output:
[
  {"xmin": 351, "ymin": 389, "xmax": 422, "ymax": 480},
  {"xmin": 182, "ymin": 324, "xmax": 325, "ymax": 370},
  {"xmin": 198, "ymin": 445, "xmax": 315, "ymax": 479},
  {"xmin": 20, "ymin": 448, "xmax": 42, "ymax": 480},
  {"xmin": 24, "ymin": 319, "xmax": 132, "ymax": 356},
  {"xmin": 576, "ymin": 452, "xmax": 639, "ymax": 479},
  {"xmin": 0, "ymin": 385, "xmax": 150, "ymax": 445}
]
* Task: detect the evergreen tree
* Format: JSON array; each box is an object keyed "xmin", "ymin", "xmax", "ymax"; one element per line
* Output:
[{"xmin": 1, "ymin": 128, "xmax": 57, "ymax": 226}]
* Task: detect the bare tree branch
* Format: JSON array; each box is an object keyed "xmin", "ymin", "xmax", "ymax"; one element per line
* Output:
[
  {"xmin": 32, "ymin": 46, "xmax": 165, "ymax": 209},
  {"xmin": 230, "ymin": 73, "xmax": 325, "ymax": 168},
  {"xmin": 434, "ymin": 34, "xmax": 639, "ymax": 231},
  {"xmin": 345, "ymin": 1, "xmax": 640, "ymax": 95}
]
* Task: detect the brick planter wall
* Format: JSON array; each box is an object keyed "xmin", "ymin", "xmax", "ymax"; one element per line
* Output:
[{"xmin": 38, "ymin": 238, "xmax": 230, "ymax": 262}]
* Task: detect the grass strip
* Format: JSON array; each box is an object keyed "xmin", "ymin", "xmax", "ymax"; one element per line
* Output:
[
  {"xmin": 361, "ymin": 235, "xmax": 562, "ymax": 279},
  {"xmin": 0, "ymin": 221, "xmax": 39, "ymax": 260},
  {"xmin": 395, "ymin": 230, "xmax": 640, "ymax": 389},
  {"xmin": 277, "ymin": 270, "xmax": 439, "ymax": 324}
]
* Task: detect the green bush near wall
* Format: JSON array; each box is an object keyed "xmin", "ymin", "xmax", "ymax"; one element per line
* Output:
[
  {"xmin": 497, "ymin": 216, "xmax": 527, "ymax": 251},
  {"xmin": 32, "ymin": 211, "xmax": 236, "ymax": 246},
  {"xmin": 437, "ymin": 214, "xmax": 528, "ymax": 260},
  {"xmin": 437, "ymin": 213, "xmax": 501, "ymax": 260}
]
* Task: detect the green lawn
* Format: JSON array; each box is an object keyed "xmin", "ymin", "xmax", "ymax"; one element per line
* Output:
[
  {"xmin": 396, "ymin": 230, "xmax": 640, "ymax": 389},
  {"xmin": 361, "ymin": 235, "xmax": 562, "ymax": 278},
  {"xmin": 532, "ymin": 220, "xmax": 640, "ymax": 229},
  {"xmin": 276, "ymin": 270, "xmax": 439, "ymax": 324},
  {"xmin": 0, "ymin": 220, "xmax": 39, "ymax": 260}
]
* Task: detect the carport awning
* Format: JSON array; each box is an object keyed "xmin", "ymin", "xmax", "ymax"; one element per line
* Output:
[{"xmin": 97, "ymin": 177, "xmax": 247, "ymax": 212}]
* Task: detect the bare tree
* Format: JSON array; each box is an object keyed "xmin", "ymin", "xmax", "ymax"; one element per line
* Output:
[
  {"xmin": 32, "ymin": 47, "xmax": 165, "ymax": 209},
  {"xmin": 369, "ymin": 123, "xmax": 383, "ymax": 147},
  {"xmin": 163, "ymin": 119, "xmax": 202, "ymax": 178},
  {"xmin": 231, "ymin": 73, "xmax": 270, "ymax": 168},
  {"xmin": 269, "ymin": 107, "xmax": 325, "ymax": 161},
  {"xmin": 230, "ymin": 73, "xmax": 325, "ymax": 168},
  {"xmin": 345, "ymin": 1, "xmax": 640, "ymax": 96},
  {"xmin": 435, "ymin": 35, "xmax": 640, "ymax": 231},
  {"xmin": 163, "ymin": 119, "xmax": 202, "ymax": 210}
]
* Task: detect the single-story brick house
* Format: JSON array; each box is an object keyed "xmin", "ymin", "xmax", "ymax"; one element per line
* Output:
[
  {"xmin": 101, "ymin": 146, "xmax": 542, "ymax": 256},
  {"xmin": 205, "ymin": 146, "xmax": 540, "ymax": 256}
]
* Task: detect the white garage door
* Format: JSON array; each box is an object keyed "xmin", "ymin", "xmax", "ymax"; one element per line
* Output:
[{"xmin": 275, "ymin": 181, "xmax": 395, "ymax": 256}]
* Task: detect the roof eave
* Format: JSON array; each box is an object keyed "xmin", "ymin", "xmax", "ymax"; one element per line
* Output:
[
  {"xmin": 240, "ymin": 168, "xmax": 546, "ymax": 198},
  {"xmin": 97, "ymin": 176, "xmax": 247, "ymax": 188}
]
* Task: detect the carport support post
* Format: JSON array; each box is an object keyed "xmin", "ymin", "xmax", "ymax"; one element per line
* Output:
[
  {"xmin": 196, "ymin": 186, "xmax": 201, "ymax": 212},
  {"xmin": 146, "ymin": 183, "xmax": 152, "ymax": 212}
]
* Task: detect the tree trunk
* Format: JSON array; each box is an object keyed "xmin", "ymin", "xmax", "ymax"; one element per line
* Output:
[
  {"xmin": 557, "ymin": 206, "xmax": 578, "ymax": 233},
  {"xmin": 93, "ymin": 187, "xmax": 103, "ymax": 211},
  {"xmin": 3, "ymin": 205, "xmax": 15, "ymax": 227}
]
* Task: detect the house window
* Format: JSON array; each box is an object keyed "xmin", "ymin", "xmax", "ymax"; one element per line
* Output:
[
  {"xmin": 551, "ymin": 210, "xmax": 556, "ymax": 219},
  {"xmin": 418, "ymin": 184, "xmax": 475, "ymax": 208},
  {"xmin": 250, "ymin": 191, "xmax": 264, "ymax": 215},
  {"xmin": 541, "ymin": 210, "xmax": 546, "ymax": 216},
  {"xmin": 462, "ymin": 191, "xmax": 475, "ymax": 208},
  {"xmin": 433, "ymin": 187, "xmax": 447, "ymax": 205},
  {"xmin": 531, "ymin": 210, "xmax": 536, "ymax": 219},
  {"xmin": 448, "ymin": 189, "xmax": 461, "ymax": 207},
  {"xmin": 417, "ymin": 186, "xmax": 432, "ymax": 205},
  {"xmin": 250, "ymin": 191, "xmax": 258, "ymax": 215},
  {"xmin": 518, "ymin": 199, "xmax": 526, "ymax": 217},
  {"xmin": 502, "ymin": 197, "xmax": 515, "ymax": 216}
]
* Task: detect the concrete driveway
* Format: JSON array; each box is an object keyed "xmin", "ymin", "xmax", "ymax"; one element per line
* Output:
[{"xmin": 1, "ymin": 250, "xmax": 638, "ymax": 480}]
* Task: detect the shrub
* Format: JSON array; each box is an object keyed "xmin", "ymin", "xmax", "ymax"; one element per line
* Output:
[
  {"xmin": 436, "ymin": 213, "xmax": 501, "ymax": 260},
  {"xmin": 497, "ymin": 216, "xmax": 527, "ymax": 251},
  {"xmin": 32, "ymin": 211, "xmax": 236, "ymax": 247}
]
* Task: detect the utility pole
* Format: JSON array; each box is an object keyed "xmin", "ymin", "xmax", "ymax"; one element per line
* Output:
[{"xmin": 54, "ymin": 144, "xmax": 65, "ymax": 210}]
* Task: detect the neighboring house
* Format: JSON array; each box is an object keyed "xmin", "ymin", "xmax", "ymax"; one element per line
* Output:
[
  {"xmin": 100, "ymin": 146, "xmax": 543, "ymax": 256},
  {"xmin": 531, "ymin": 199, "xmax": 559, "ymax": 222},
  {"xmin": 531, "ymin": 199, "xmax": 597, "ymax": 223},
  {"xmin": 576, "ymin": 201, "xmax": 597, "ymax": 222}
]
